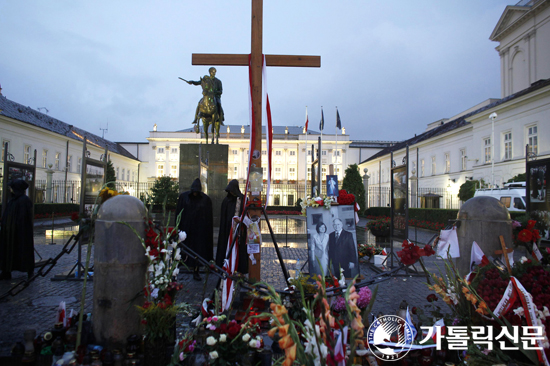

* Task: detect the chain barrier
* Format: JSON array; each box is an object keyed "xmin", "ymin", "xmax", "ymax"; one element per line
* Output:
[{"xmin": 0, "ymin": 231, "xmax": 83, "ymax": 301}]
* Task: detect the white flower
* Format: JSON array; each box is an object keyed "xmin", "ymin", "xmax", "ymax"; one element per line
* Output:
[
  {"xmin": 544, "ymin": 307, "xmax": 550, "ymax": 318},
  {"xmin": 520, "ymin": 256, "xmax": 528, "ymax": 264},
  {"xmin": 513, "ymin": 307, "xmax": 525, "ymax": 317},
  {"xmin": 178, "ymin": 231, "xmax": 187, "ymax": 242},
  {"xmin": 151, "ymin": 288, "xmax": 159, "ymax": 299},
  {"xmin": 209, "ymin": 351, "xmax": 219, "ymax": 360},
  {"xmin": 172, "ymin": 267, "xmax": 180, "ymax": 277},
  {"xmin": 160, "ymin": 249, "xmax": 168, "ymax": 253},
  {"xmin": 148, "ymin": 264, "xmax": 155, "ymax": 272},
  {"xmin": 174, "ymin": 248, "xmax": 181, "ymax": 261},
  {"xmin": 242, "ymin": 333, "xmax": 251, "ymax": 342},
  {"xmin": 249, "ymin": 339, "xmax": 260, "ymax": 348},
  {"xmin": 219, "ymin": 334, "xmax": 227, "ymax": 343},
  {"xmin": 170, "ymin": 241, "xmax": 178, "ymax": 250},
  {"xmin": 206, "ymin": 336, "xmax": 217, "ymax": 346}
]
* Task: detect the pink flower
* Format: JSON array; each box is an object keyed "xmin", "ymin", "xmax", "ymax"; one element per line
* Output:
[
  {"xmin": 357, "ymin": 286, "xmax": 372, "ymax": 309},
  {"xmin": 332, "ymin": 296, "xmax": 347, "ymax": 312}
]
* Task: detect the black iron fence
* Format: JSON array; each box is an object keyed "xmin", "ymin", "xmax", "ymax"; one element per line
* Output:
[{"xmin": 368, "ymin": 186, "xmax": 462, "ymax": 210}]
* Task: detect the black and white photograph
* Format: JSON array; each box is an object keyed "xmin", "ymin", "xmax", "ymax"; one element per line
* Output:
[{"xmin": 306, "ymin": 205, "xmax": 359, "ymax": 278}]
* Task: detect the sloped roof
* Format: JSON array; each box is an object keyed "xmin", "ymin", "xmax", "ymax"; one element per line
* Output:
[
  {"xmin": 362, "ymin": 78, "xmax": 550, "ymax": 163},
  {"xmin": 0, "ymin": 96, "xmax": 138, "ymax": 160}
]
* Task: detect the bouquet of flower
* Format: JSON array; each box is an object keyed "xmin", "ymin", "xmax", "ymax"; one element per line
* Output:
[
  {"xmin": 122, "ymin": 211, "xmax": 187, "ymax": 345},
  {"xmin": 300, "ymin": 196, "xmax": 332, "ymax": 215},
  {"xmin": 396, "ymin": 239, "xmax": 435, "ymax": 266},
  {"xmin": 263, "ymin": 273, "xmax": 368, "ymax": 366},
  {"xmin": 336, "ymin": 189, "xmax": 355, "ymax": 205},
  {"xmin": 170, "ymin": 330, "xmax": 197, "ymax": 365},
  {"xmin": 357, "ymin": 243, "xmax": 384, "ymax": 259},
  {"xmin": 200, "ymin": 314, "xmax": 263, "ymax": 365}
]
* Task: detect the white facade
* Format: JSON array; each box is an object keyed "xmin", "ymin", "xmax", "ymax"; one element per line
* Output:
[{"xmin": 0, "ymin": 96, "xmax": 140, "ymax": 193}]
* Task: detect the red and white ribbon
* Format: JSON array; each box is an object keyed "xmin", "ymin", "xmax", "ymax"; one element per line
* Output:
[{"xmin": 221, "ymin": 217, "xmax": 240, "ymax": 310}]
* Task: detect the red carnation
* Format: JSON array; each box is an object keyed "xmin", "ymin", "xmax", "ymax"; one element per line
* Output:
[
  {"xmin": 517, "ymin": 229, "xmax": 533, "ymax": 243},
  {"xmin": 422, "ymin": 244, "xmax": 435, "ymax": 257},
  {"xmin": 427, "ymin": 294, "xmax": 438, "ymax": 302},
  {"xmin": 527, "ymin": 220, "xmax": 536, "ymax": 230}
]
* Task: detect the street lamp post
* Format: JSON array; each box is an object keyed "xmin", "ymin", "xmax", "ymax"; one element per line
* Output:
[{"xmin": 489, "ymin": 112, "xmax": 498, "ymax": 188}]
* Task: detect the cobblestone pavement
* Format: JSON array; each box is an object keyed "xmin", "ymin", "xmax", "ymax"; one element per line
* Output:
[{"xmin": 0, "ymin": 216, "xmax": 527, "ymax": 356}]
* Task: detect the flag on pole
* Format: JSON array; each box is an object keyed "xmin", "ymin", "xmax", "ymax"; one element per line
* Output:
[
  {"xmin": 319, "ymin": 107, "xmax": 324, "ymax": 131},
  {"xmin": 336, "ymin": 108, "xmax": 342, "ymax": 129},
  {"xmin": 305, "ymin": 107, "xmax": 309, "ymax": 132}
]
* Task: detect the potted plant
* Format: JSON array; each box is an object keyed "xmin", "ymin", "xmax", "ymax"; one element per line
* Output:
[{"xmin": 366, "ymin": 217, "xmax": 390, "ymax": 238}]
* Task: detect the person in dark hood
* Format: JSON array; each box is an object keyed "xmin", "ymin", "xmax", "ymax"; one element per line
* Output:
[
  {"xmin": 0, "ymin": 179, "xmax": 35, "ymax": 280},
  {"xmin": 216, "ymin": 179, "xmax": 248, "ymax": 274},
  {"xmin": 176, "ymin": 178, "xmax": 213, "ymax": 281}
]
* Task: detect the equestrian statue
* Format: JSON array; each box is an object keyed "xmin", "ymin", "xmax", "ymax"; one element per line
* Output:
[{"xmin": 180, "ymin": 67, "xmax": 225, "ymax": 144}]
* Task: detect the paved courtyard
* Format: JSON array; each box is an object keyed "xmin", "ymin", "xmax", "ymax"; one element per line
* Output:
[{"xmin": 0, "ymin": 216, "xmax": 526, "ymax": 357}]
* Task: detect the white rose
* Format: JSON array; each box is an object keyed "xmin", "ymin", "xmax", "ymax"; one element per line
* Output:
[
  {"xmin": 242, "ymin": 333, "xmax": 251, "ymax": 342},
  {"xmin": 249, "ymin": 339, "xmax": 260, "ymax": 348},
  {"xmin": 219, "ymin": 334, "xmax": 227, "ymax": 343},
  {"xmin": 520, "ymin": 256, "xmax": 528, "ymax": 264},
  {"xmin": 178, "ymin": 231, "xmax": 187, "ymax": 242},
  {"xmin": 209, "ymin": 351, "xmax": 219, "ymax": 360},
  {"xmin": 206, "ymin": 336, "xmax": 217, "ymax": 346}
]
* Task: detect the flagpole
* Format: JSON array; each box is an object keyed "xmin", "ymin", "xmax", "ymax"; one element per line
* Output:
[
  {"xmin": 335, "ymin": 106, "xmax": 338, "ymax": 179},
  {"xmin": 305, "ymin": 106, "xmax": 308, "ymax": 199},
  {"xmin": 320, "ymin": 106, "xmax": 323, "ymax": 195}
]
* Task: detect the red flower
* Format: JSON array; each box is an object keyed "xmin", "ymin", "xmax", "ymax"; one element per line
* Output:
[
  {"xmin": 422, "ymin": 244, "xmax": 435, "ymax": 257},
  {"xmin": 141, "ymin": 319, "xmax": 148, "ymax": 325},
  {"xmin": 533, "ymin": 229, "xmax": 541, "ymax": 241},
  {"xmin": 412, "ymin": 306, "xmax": 417, "ymax": 314},
  {"xmin": 517, "ymin": 229, "xmax": 533, "ymax": 243},
  {"xmin": 427, "ymin": 294, "xmax": 438, "ymax": 302},
  {"xmin": 70, "ymin": 212, "xmax": 79, "ymax": 221},
  {"xmin": 227, "ymin": 324, "xmax": 240, "ymax": 338},
  {"xmin": 527, "ymin": 220, "xmax": 536, "ymax": 230}
]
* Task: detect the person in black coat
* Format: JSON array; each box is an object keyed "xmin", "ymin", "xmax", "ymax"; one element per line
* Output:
[
  {"xmin": 176, "ymin": 178, "xmax": 213, "ymax": 281},
  {"xmin": 216, "ymin": 180, "xmax": 248, "ymax": 274},
  {"xmin": 327, "ymin": 218, "xmax": 358, "ymax": 278},
  {"xmin": 0, "ymin": 179, "xmax": 35, "ymax": 280}
]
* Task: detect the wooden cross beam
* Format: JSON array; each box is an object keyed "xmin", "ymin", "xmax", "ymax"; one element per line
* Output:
[
  {"xmin": 192, "ymin": 0, "xmax": 321, "ymax": 281},
  {"xmin": 494, "ymin": 235, "xmax": 514, "ymax": 275}
]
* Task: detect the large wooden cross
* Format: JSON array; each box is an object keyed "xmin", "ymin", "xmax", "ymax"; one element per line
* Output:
[{"xmin": 192, "ymin": 0, "xmax": 321, "ymax": 280}]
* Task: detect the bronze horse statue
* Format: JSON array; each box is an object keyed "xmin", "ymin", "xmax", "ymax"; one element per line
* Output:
[
  {"xmin": 182, "ymin": 69, "xmax": 224, "ymax": 144},
  {"xmin": 195, "ymin": 77, "xmax": 222, "ymax": 144}
]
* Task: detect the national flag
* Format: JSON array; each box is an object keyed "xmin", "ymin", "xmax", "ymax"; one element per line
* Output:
[
  {"xmin": 319, "ymin": 107, "xmax": 324, "ymax": 131},
  {"xmin": 336, "ymin": 108, "xmax": 342, "ymax": 129},
  {"xmin": 305, "ymin": 107, "xmax": 309, "ymax": 132},
  {"xmin": 405, "ymin": 306, "xmax": 417, "ymax": 340},
  {"xmin": 381, "ymin": 248, "xmax": 387, "ymax": 255},
  {"xmin": 470, "ymin": 241, "xmax": 489, "ymax": 269}
]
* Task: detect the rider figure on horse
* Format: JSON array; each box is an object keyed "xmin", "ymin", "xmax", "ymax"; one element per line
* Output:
[{"xmin": 186, "ymin": 67, "xmax": 225, "ymax": 126}]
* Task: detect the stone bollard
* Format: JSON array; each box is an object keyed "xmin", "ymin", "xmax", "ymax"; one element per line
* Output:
[
  {"xmin": 455, "ymin": 196, "xmax": 512, "ymax": 277},
  {"xmin": 93, "ymin": 195, "xmax": 147, "ymax": 349}
]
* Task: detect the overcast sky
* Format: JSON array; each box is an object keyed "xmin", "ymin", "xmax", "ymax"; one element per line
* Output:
[{"xmin": 0, "ymin": 1, "xmax": 511, "ymax": 144}]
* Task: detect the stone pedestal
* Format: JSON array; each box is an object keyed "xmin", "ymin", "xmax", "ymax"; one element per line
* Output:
[
  {"xmin": 179, "ymin": 144, "xmax": 228, "ymax": 228},
  {"xmin": 93, "ymin": 195, "xmax": 147, "ymax": 349},
  {"xmin": 455, "ymin": 196, "xmax": 512, "ymax": 277}
]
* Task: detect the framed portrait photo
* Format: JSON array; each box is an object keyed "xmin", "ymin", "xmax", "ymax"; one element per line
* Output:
[{"xmin": 306, "ymin": 205, "xmax": 359, "ymax": 278}]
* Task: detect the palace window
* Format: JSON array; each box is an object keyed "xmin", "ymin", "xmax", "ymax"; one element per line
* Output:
[
  {"xmin": 289, "ymin": 167, "xmax": 296, "ymax": 179},
  {"xmin": 24, "ymin": 145, "xmax": 31, "ymax": 164},
  {"xmin": 421, "ymin": 159, "xmax": 425, "ymax": 177},
  {"xmin": 232, "ymin": 150, "xmax": 238, "ymax": 155},
  {"xmin": 234, "ymin": 166, "xmax": 238, "ymax": 178},
  {"xmin": 275, "ymin": 167, "xmax": 282, "ymax": 178},
  {"xmin": 289, "ymin": 150, "xmax": 296, "ymax": 156},
  {"xmin": 116, "ymin": 167, "xmax": 120, "ymax": 179},
  {"xmin": 444, "ymin": 153, "xmax": 450, "ymax": 173},
  {"xmin": 78, "ymin": 158, "xmax": 82, "ymax": 173},
  {"xmin": 262, "ymin": 150, "xmax": 267, "ymax": 155},
  {"xmin": 484, "ymin": 138, "xmax": 491, "ymax": 163},
  {"xmin": 460, "ymin": 149, "xmax": 466, "ymax": 171},
  {"xmin": 307, "ymin": 167, "xmax": 311, "ymax": 180},
  {"xmin": 68, "ymin": 155, "xmax": 72, "ymax": 172},
  {"xmin": 322, "ymin": 150, "xmax": 327, "ymax": 156},
  {"xmin": 157, "ymin": 147, "xmax": 165, "ymax": 154},
  {"xmin": 171, "ymin": 148, "xmax": 178, "ymax": 154},
  {"xmin": 528, "ymin": 125, "xmax": 538, "ymax": 155},
  {"xmin": 132, "ymin": 171, "xmax": 135, "ymax": 182},
  {"xmin": 431, "ymin": 156, "xmax": 436, "ymax": 175},
  {"xmin": 42, "ymin": 149, "xmax": 48, "ymax": 168},
  {"xmin": 157, "ymin": 164, "xmax": 164, "ymax": 177},
  {"xmin": 504, "ymin": 132, "xmax": 512, "ymax": 160},
  {"xmin": 275, "ymin": 150, "xmax": 282, "ymax": 156},
  {"xmin": 55, "ymin": 153, "xmax": 61, "ymax": 170},
  {"xmin": 170, "ymin": 165, "xmax": 177, "ymax": 178}
]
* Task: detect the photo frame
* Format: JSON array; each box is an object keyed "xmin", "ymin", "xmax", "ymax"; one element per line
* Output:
[
  {"xmin": 306, "ymin": 205, "xmax": 359, "ymax": 278},
  {"xmin": 326, "ymin": 175, "xmax": 339, "ymax": 196}
]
